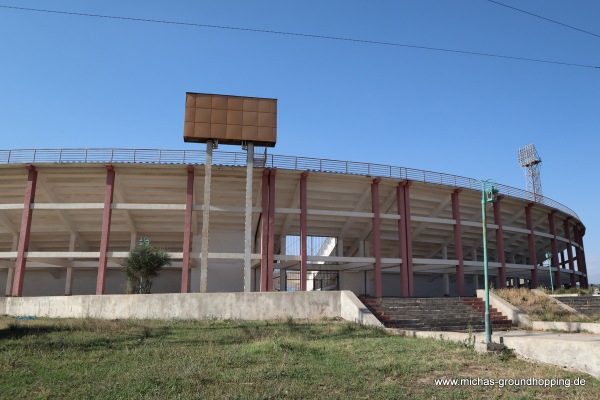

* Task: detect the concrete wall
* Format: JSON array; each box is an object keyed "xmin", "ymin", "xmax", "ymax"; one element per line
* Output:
[
  {"xmin": 497, "ymin": 332, "xmax": 600, "ymax": 379},
  {"xmin": 0, "ymin": 290, "xmax": 383, "ymax": 328}
]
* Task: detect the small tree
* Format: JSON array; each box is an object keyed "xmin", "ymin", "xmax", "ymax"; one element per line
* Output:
[{"xmin": 124, "ymin": 239, "xmax": 172, "ymax": 294}]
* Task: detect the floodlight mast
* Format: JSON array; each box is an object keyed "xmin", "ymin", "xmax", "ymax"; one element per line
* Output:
[{"xmin": 517, "ymin": 144, "xmax": 543, "ymax": 202}]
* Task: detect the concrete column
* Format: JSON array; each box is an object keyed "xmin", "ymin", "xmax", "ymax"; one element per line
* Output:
[
  {"xmin": 300, "ymin": 172, "xmax": 308, "ymax": 291},
  {"xmin": 267, "ymin": 170, "xmax": 276, "ymax": 291},
  {"xmin": 96, "ymin": 164, "xmax": 115, "ymax": 295},
  {"xmin": 493, "ymin": 196, "xmax": 507, "ymax": 288},
  {"xmin": 548, "ymin": 211, "xmax": 561, "ymax": 289},
  {"xmin": 473, "ymin": 274, "xmax": 479, "ymax": 290},
  {"xmin": 243, "ymin": 142, "xmax": 253, "ymax": 292},
  {"xmin": 472, "ymin": 247, "xmax": 478, "ymax": 261},
  {"xmin": 397, "ymin": 181, "xmax": 414, "ymax": 297},
  {"xmin": 451, "ymin": 189, "xmax": 465, "ymax": 296},
  {"xmin": 525, "ymin": 203, "xmax": 538, "ymax": 288},
  {"xmin": 337, "ymin": 238, "xmax": 344, "ymax": 257},
  {"xmin": 443, "ymin": 273, "xmax": 450, "ymax": 297},
  {"xmin": 358, "ymin": 241, "xmax": 366, "ymax": 257},
  {"xmin": 5, "ymin": 234, "xmax": 18, "ymax": 296},
  {"xmin": 441, "ymin": 246, "xmax": 448, "ymax": 260},
  {"xmin": 260, "ymin": 169, "xmax": 270, "ymax": 292},
  {"xmin": 371, "ymin": 178, "xmax": 382, "ymax": 297},
  {"xmin": 397, "ymin": 183, "xmax": 408, "ymax": 297},
  {"xmin": 563, "ymin": 218, "xmax": 576, "ymax": 288},
  {"xmin": 279, "ymin": 268, "xmax": 287, "ymax": 292},
  {"xmin": 201, "ymin": 141, "xmax": 214, "ymax": 293},
  {"xmin": 11, "ymin": 165, "xmax": 38, "ymax": 297},
  {"xmin": 181, "ymin": 165, "xmax": 194, "ymax": 293},
  {"xmin": 404, "ymin": 182, "xmax": 414, "ymax": 297},
  {"xmin": 64, "ymin": 234, "xmax": 76, "ymax": 296}
]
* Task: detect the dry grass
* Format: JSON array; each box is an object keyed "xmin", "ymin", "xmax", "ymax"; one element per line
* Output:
[{"xmin": 494, "ymin": 288, "xmax": 599, "ymax": 322}]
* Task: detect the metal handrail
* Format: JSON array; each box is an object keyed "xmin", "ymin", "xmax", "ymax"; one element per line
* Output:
[{"xmin": 0, "ymin": 148, "xmax": 580, "ymax": 220}]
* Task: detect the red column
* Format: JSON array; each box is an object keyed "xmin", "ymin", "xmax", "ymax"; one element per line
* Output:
[
  {"xmin": 96, "ymin": 165, "xmax": 115, "ymax": 295},
  {"xmin": 267, "ymin": 170, "xmax": 276, "ymax": 291},
  {"xmin": 548, "ymin": 211, "xmax": 560, "ymax": 289},
  {"xmin": 493, "ymin": 196, "xmax": 507, "ymax": 289},
  {"xmin": 525, "ymin": 203, "xmax": 538, "ymax": 288},
  {"xmin": 451, "ymin": 189, "xmax": 465, "ymax": 295},
  {"xmin": 260, "ymin": 169, "xmax": 270, "ymax": 292},
  {"xmin": 371, "ymin": 178, "xmax": 382, "ymax": 297},
  {"xmin": 573, "ymin": 225, "xmax": 584, "ymax": 287},
  {"xmin": 181, "ymin": 165, "xmax": 194, "ymax": 293},
  {"xmin": 575, "ymin": 225, "xmax": 588, "ymax": 288},
  {"xmin": 300, "ymin": 172, "xmax": 308, "ymax": 291},
  {"xmin": 11, "ymin": 164, "xmax": 38, "ymax": 297},
  {"xmin": 403, "ymin": 181, "xmax": 414, "ymax": 297},
  {"xmin": 563, "ymin": 218, "xmax": 576, "ymax": 288},
  {"xmin": 397, "ymin": 184, "xmax": 409, "ymax": 297}
]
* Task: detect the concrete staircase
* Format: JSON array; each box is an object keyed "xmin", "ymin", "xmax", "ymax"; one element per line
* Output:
[
  {"xmin": 360, "ymin": 296, "xmax": 515, "ymax": 332},
  {"xmin": 553, "ymin": 296, "xmax": 600, "ymax": 317}
]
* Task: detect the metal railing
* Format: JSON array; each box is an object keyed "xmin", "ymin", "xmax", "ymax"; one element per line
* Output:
[{"xmin": 0, "ymin": 148, "xmax": 580, "ymax": 220}]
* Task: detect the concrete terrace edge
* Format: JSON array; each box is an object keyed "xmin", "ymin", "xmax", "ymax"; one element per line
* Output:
[
  {"xmin": 387, "ymin": 328, "xmax": 600, "ymax": 379},
  {"xmin": 476, "ymin": 289, "xmax": 532, "ymax": 327},
  {"xmin": 0, "ymin": 291, "xmax": 383, "ymax": 328}
]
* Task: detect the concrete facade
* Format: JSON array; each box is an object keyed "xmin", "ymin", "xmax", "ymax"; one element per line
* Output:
[{"xmin": 0, "ymin": 148, "xmax": 589, "ymax": 298}]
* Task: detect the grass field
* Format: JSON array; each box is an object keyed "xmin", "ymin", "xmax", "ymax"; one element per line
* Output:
[{"xmin": 0, "ymin": 316, "xmax": 598, "ymax": 399}]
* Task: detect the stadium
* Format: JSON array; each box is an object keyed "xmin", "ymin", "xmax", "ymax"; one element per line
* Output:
[{"xmin": 0, "ymin": 94, "xmax": 589, "ymax": 298}]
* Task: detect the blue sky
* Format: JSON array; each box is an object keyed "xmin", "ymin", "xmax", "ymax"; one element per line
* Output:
[{"xmin": 1, "ymin": 0, "xmax": 598, "ymax": 283}]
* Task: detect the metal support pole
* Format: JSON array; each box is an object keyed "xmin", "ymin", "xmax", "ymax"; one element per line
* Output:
[{"xmin": 480, "ymin": 180, "xmax": 494, "ymax": 345}]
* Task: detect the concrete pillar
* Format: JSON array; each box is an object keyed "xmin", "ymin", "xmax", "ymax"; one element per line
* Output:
[
  {"xmin": 243, "ymin": 142, "xmax": 253, "ymax": 292},
  {"xmin": 337, "ymin": 238, "xmax": 344, "ymax": 257},
  {"xmin": 451, "ymin": 189, "xmax": 465, "ymax": 296},
  {"xmin": 181, "ymin": 165, "xmax": 194, "ymax": 293},
  {"xmin": 358, "ymin": 241, "xmax": 366, "ymax": 257},
  {"xmin": 96, "ymin": 164, "xmax": 115, "ymax": 295},
  {"xmin": 5, "ymin": 234, "xmax": 18, "ymax": 296},
  {"xmin": 201, "ymin": 141, "xmax": 214, "ymax": 293},
  {"xmin": 525, "ymin": 204, "xmax": 538, "ymax": 288},
  {"xmin": 267, "ymin": 170, "xmax": 276, "ymax": 291},
  {"xmin": 472, "ymin": 247, "xmax": 478, "ymax": 261},
  {"xmin": 473, "ymin": 274, "xmax": 479, "ymax": 290},
  {"xmin": 397, "ymin": 181, "xmax": 414, "ymax": 296},
  {"xmin": 300, "ymin": 172, "xmax": 308, "ymax": 291},
  {"xmin": 11, "ymin": 165, "xmax": 38, "ymax": 296},
  {"xmin": 548, "ymin": 211, "xmax": 561, "ymax": 289},
  {"xmin": 396, "ymin": 184, "xmax": 408, "ymax": 297},
  {"xmin": 404, "ymin": 182, "xmax": 414, "ymax": 297},
  {"xmin": 64, "ymin": 234, "xmax": 76, "ymax": 296},
  {"xmin": 371, "ymin": 178, "xmax": 382, "ymax": 297},
  {"xmin": 493, "ymin": 196, "xmax": 507, "ymax": 288},
  {"xmin": 260, "ymin": 169, "xmax": 270, "ymax": 292},
  {"xmin": 280, "ymin": 268, "xmax": 287, "ymax": 292}
]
